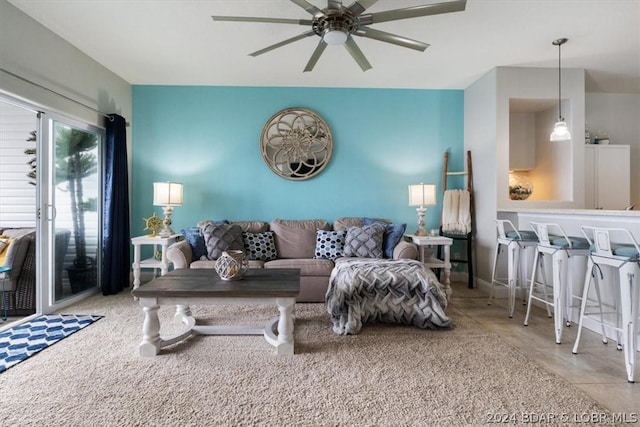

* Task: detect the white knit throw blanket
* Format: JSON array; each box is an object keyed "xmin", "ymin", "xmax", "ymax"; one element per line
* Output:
[{"xmin": 442, "ymin": 189, "xmax": 471, "ymax": 234}]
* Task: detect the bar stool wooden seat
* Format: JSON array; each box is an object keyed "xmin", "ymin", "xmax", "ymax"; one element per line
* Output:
[
  {"xmin": 489, "ymin": 220, "xmax": 538, "ymax": 318},
  {"xmin": 572, "ymin": 226, "xmax": 640, "ymax": 383},
  {"xmin": 524, "ymin": 222, "xmax": 590, "ymax": 344}
]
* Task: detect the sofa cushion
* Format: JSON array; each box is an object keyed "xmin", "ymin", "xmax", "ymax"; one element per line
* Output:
[
  {"xmin": 230, "ymin": 221, "xmax": 270, "ymax": 233},
  {"xmin": 333, "ymin": 217, "xmax": 392, "ymax": 231},
  {"xmin": 202, "ymin": 223, "xmax": 244, "ymax": 260},
  {"xmin": 264, "ymin": 258, "xmax": 334, "ymax": 276},
  {"xmin": 270, "ymin": 219, "xmax": 330, "ymax": 259},
  {"xmin": 332, "ymin": 217, "xmax": 364, "ymax": 232},
  {"xmin": 197, "ymin": 219, "xmax": 229, "ymax": 230},
  {"xmin": 242, "ymin": 231, "xmax": 277, "ymax": 261},
  {"xmin": 343, "ymin": 224, "xmax": 385, "ymax": 258},
  {"xmin": 363, "ymin": 218, "xmax": 407, "ymax": 259},
  {"xmin": 190, "ymin": 259, "xmax": 218, "ymax": 269},
  {"xmin": 314, "ymin": 230, "xmax": 346, "ymax": 260},
  {"xmin": 191, "ymin": 259, "xmax": 265, "ymax": 269}
]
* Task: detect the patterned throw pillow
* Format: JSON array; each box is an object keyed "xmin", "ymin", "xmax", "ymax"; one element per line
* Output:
[
  {"xmin": 242, "ymin": 231, "xmax": 277, "ymax": 261},
  {"xmin": 202, "ymin": 223, "xmax": 243, "ymax": 260},
  {"xmin": 314, "ymin": 230, "xmax": 346, "ymax": 260},
  {"xmin": 180, "ymin": 227, "xmax": 208, "ymax": 261},
  {"xmin": 343, "ymin": 224, "xmax": 385, "ymax": 258},
  {"xmin": 363, "ymin": 218, "xmax": 407, "ymax": 259}
]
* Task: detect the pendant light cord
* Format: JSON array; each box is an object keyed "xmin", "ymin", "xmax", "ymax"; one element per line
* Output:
[
  {"xmin": 553, "ymin": 38, "xmax": 568, "ymax": 122},
  {"xmin": 558, "ymin": 41, "xmax": 562, "ymax": 121}
]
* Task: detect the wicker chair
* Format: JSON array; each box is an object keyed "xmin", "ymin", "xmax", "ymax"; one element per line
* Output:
[{"xmin": 2, "ymin": 228, "xmax": 70, "ymax": 315}]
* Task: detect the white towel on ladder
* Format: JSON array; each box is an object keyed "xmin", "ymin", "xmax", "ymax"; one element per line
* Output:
[
  {"xmin": 442, "ymin": 190, "xmax": 460, "ymax": 233},
  {"xmin": 442, "ymin": 189, "xmax": 471, "ymax": 234},
  {"xmin": 457, "ymin": 190, "xmax": 471, "ymax": 234}
]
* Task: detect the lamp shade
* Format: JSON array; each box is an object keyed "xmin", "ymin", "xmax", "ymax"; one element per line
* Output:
[
  {"xmin": 550, "ymin": 120, "xmax": 571, "ymax": 142},
  {"xmin": 408, "ymin": 183, "xmax": 436, "ymax": 206},
  {"xmin": 153, "ymin": 182, "xmax": 183, "ymax": 206}
]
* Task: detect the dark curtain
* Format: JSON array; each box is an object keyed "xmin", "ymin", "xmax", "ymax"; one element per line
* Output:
[{"xmin": 102, "ymin": 114, "xmax": 130, "ymax": 295}]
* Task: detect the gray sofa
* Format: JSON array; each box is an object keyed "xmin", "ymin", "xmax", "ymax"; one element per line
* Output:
[{"xmin": 166, "ymin": 217, "xmax": 418, "ymax": 302}]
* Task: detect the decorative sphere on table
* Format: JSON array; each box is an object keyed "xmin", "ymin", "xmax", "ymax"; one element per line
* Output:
[
  {"xmin": 215, "ymin": 250, "xmax": 249, "ymax": 280},
  {"xmin": 509, "ymin": 173, "xmax": 533, "ymax": 200}
]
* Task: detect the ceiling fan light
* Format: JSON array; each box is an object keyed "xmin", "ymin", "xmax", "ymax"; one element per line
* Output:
[
  {"xmin": 323, "ymin": 29, "xmax": 348, "ymax": 45},
  {"xmin": 550, "ymin": 120, "xmax": 571, "ymax": 142}
]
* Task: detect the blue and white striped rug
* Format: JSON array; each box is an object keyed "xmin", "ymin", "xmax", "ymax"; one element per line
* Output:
[{"xmin": 0, "ymin": 314, "xmax": 103, "ymax": 373}]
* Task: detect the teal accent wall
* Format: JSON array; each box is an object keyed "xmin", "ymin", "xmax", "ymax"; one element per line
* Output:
[{"xmin": 132, "ymin": 86, "xmax": 464, "ymax": 234}]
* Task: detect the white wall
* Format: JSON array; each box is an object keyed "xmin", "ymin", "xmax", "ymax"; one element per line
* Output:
[
  {"xmin": 0, "ymin": 1, "xmax": 131, "ymax": 141},
  {"xmin": 464, "ymin": 69, "xmax": 498, "ymax": 283},
  {"xmin": 496, "ymin": 67, "xmax": 585, "ymax": 210},
  {"xmin": 586, "ymin": 93, "xmax": 640, "ymax": 205},
  {"xmin": 528, "ymin": 103, "xmax": 573, "ymax": 201},
  {"xmin": 466, "ymin": 66, "xmax": 586, "ymax": 285}
]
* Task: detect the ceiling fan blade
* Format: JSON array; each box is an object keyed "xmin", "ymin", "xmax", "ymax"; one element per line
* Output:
[
  {"xmin": 344, "ymin": 38, "xmax": 372, "ymax": 71},
  {"xmin": 355, "ymin": 26, "xmax": 429, "ymax": 52},
  {"xmin": 212, "ymin": 16, "xmax": 312, "ymax": 25},
  {"xmin": 290, "ymin": 0, "xmax": 323, "ymax": 16},
  {"xmin": 359, "ymin": 0, "xmax": 467, "ymax": 25},
  {"xmin": 347, "ymin": 0, "xmax": 379, "ymax": 17},
  {"xmin": 250, "ymin": 30, "xmax": 316, "ymax": 57},
  {"xmin": 303, "ymin": 41, "xmax": 328, "ymax": 72}
]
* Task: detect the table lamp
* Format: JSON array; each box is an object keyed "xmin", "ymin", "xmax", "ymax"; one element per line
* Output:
[
  {"xmin": 153, "ymin": 181, "xmax": 183, "ymax": 237},
  {"xmin": 408, "ymin": 183, "xmax": 436, "ymax": 236}
]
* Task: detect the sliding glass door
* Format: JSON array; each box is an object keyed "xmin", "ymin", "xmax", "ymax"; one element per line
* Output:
[
  {"xmin": 39, "ymin": 114, "xmax": 103, "ymax": 308},
  {"xmin": 0, "ymin": 98, "xmax": 38, "ymax": 324},
  {"xmin": 1, "ymin": 95, "xmax": 104, "ymax": 328}
]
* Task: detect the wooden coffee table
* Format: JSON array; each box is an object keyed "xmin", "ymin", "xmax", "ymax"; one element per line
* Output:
[{"xmin": 131, "ymin": 268, "xmax": 300, "ymax": 357}]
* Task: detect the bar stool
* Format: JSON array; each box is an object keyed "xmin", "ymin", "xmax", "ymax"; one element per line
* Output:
[
  {"xmin": 489, "ymin": 220, "xmax": 538, "ymax": 317},
  {"xmin": 573, "ymin": 226, "xmax": 639, "ymax": 383},
  {"xmin": 524, "ymin": 222, "xmax": 590, "ymax": 344}
]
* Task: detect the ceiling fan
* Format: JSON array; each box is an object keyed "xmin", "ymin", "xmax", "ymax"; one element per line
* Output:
[{"xmin": 212, "ymin": 0, "xmax": 467, "ymax": 72}]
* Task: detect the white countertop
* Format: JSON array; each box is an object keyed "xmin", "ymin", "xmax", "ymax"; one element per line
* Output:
[{"xmin": 498, "ymin": 208, "xmax": 640, "ymax": 217}]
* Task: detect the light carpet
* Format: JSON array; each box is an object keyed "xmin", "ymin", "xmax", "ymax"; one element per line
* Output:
[{"xmin": 0, "ymin": 291, "xmax": 609, "ymax": 426}]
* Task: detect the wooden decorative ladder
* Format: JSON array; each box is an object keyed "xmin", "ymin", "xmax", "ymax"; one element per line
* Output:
[{"xmin": 439, "ymin": 150, "xmax": 475, "ymax": 289}]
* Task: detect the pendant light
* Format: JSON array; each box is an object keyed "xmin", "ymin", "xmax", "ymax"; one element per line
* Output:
[{"xmin": 550, "ymin": 38, "xmax": 571, "ymax": 142}]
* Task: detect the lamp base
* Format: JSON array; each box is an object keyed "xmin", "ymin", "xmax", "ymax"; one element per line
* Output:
[
  {"xmin": 414, "ymin": 228, "xmax": 428, "ymax": 236},
  {"xmin": 415, "ymin": 206, "xmax": 427, "ymax": 237},
  {"xmin": 158, "ymin": 205, "xmax": 174, "ymax": 238},
  {"xmin": 158, "ymin": 227, "xmax": 174, "ymax": 238}
]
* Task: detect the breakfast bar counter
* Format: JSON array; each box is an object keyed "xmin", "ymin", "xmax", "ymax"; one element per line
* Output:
[
  {"xmin": 497, "ymin": 207, "xmax": 640, "ymax": 352},
  {"xmin": 498, "ymin": 208, "xmax": 640, "ymax": 240}
]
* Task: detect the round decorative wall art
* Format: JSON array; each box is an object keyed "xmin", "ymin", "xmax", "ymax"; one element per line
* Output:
[{"xmin": 260, "ymin": 107, "xmax": 333, "ymax": 180}]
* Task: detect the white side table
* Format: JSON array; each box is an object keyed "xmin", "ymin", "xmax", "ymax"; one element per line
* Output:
[
  {"xmin": 406, "ymin": 234, "xmax": 453, "ymax": 298},
  {"xmin": 131, "ymin": 234, "xmax": 183, "ymax": 290}
]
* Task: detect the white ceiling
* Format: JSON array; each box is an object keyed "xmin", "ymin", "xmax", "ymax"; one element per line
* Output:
[{"xmin": 8, "ymin": 0, "xmax": 640, "ymax": 92}]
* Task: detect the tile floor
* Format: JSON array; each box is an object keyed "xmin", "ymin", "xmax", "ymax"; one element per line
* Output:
[{"xmin": 448, "ymin": 281, "xmax": 639, "ymax": 415}]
